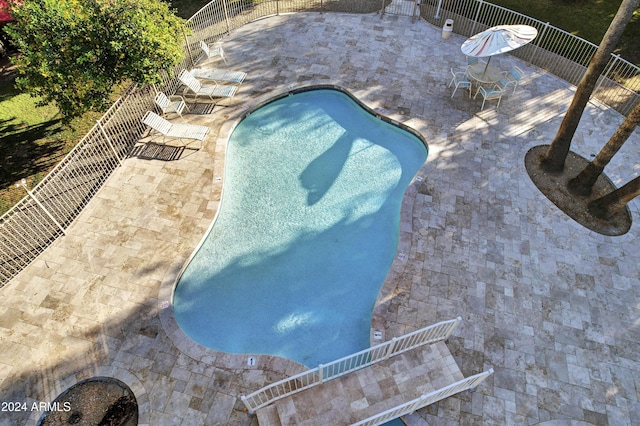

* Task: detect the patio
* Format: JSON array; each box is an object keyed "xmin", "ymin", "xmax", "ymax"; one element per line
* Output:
[{"xmin": 1, "ymin": 12, "xmax": 640, "ymax": 425}]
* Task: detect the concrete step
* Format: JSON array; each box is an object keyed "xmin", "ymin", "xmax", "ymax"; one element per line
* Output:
[{"xmin": 256, "ymin": 404, "xmax": 281, "ymax": 426}]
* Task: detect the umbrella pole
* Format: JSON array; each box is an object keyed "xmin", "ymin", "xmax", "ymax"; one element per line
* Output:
[{"xmin": 483, "ymin": 56, "xmax": 492, "ymax": 74}]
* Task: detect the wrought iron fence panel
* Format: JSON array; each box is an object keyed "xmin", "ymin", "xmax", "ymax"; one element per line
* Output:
[{"xmin": 0, "ymin": 85, "xmax": 153, "ymax": 287}]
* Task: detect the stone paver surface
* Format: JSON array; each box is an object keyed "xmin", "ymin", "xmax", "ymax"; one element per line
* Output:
[{"xmin": 1, "ymin": 12, "xmax": 639, "ymax": 426}]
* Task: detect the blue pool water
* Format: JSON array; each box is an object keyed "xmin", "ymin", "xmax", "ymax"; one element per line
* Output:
[{"xmin": 173, "ymin": 89, "xmax": 427, "ymax": 367}]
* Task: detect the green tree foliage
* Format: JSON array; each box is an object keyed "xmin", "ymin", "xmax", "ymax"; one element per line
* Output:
[{"xmin": 5, "ymin": 0, "xmax": 186, "ymax": 120}]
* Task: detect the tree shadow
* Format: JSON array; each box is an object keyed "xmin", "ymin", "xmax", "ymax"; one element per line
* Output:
[{"xmin": 0, "ymin": 117, "xmax": 65, "ymax": 190}]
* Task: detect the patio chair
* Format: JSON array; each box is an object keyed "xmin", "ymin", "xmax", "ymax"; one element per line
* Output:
[
  {"xmin": 474, "ymin": 84, "xmax": 506, "ymax": 111},
  {"xmin": 449, "ymin": 68, "xmax": 472, "ymax": 98},
  {"xmin": 199, "ymin": 40, "xmax": 227, "ymax": 65},
  {"xmin": 155, "ymin": 92, "xmax": 189, "ymax": 118},
  {"xmin": 504, "ymin": 66, "xmax": 524, "ymax": 93},
  {"xmin": 178, "ymin": 69, "xmax": 238, "ymax": 104},
  {"xmin": 187, "ymin": 68, "xmax": 247, "ymax": 85},
  {"xmin": 142, "ymin": 111, "xmax": 209, "ymax": 147}
]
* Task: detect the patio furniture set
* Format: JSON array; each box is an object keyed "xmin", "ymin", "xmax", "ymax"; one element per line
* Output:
[
  {"xmin": 142, "ymin": 40, "xmax": 246, "ymax": 147},
  {"xmin": 449, "ymin": 24, "xmax": 537, "ymax": 111},
  {"xmin": 449, "ymin": 58, "xmax": 524, "ymax": 111}
]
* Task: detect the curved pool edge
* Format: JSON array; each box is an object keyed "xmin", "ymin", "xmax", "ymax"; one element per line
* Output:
[{"xmin": 157, "ymin": 82, "xmax": 430, "ymax": 373}]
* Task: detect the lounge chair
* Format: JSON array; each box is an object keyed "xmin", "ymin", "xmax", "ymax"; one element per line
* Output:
[
  {"xmin": 178, "ymin": 69, "xmax": 238, "ymax": 104},
  {"xmin": 188, "ymin": 68, "xmax": 247, "ymax": 85},
  {"xmin": 142, "ymin": 111, "xmax": 209, "ymax": 147},
  {"xmin": 155, "ymin": 92, "xmax": 189, "ymax": 118},
  {"xmin": 199, "ymin": 40, "xmax": 227, "ymax": 65}
]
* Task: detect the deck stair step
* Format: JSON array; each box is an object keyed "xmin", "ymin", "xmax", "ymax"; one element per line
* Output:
[
  {"xmin": 246, "ymin": 318, "xmax": 493, "ymax": 426},
  {"xmin": 257, "ymin": 341, "xmax": 465, "ymax": 425},
  {"xmin": 255, "ymin": 404, "xmax": 281, "ymax": 426}
]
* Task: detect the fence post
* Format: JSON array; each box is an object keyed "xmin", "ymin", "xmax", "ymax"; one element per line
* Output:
[
  {"xmin": 471, "ymin": 0, "xmax": 483, "ymax": 34},
  {"xmin": 385, "ymin": 337, "xmax": 398, "ymax": 360},
  {"xmin": 318, "ymin": 364, "xmax": 324, "ymax": 384},
  {"xmin": 16, "ymin": 180, "xmax": 67, "ymax": 236},
  {"xmin": 183, "ymin": 28, "xmax": 195, "ymax": 68},
  {"xmin": 240, "ymin": 395, "xmax": 254, "ymax": 416},
  {"xmin": 443, "ymin": 316, "xmax": 462, "ymax": 341},
  {"xmin": 97, "ymin": 120, "xmax": 124, "ymax": 167},
  {"xmin": 595, "ymin": 54, "xmax": 620, "ymax": 94},
  {"xmin": 434, "ymin": 0, "xmax": 442, "ymax": 19},
  {"xmin": 380, "ymin": 0, "xmax": 385, "ymax": 16},
  {"xmin": 222, "ymin": 0, "xmax": 231, "ymax": 34}
]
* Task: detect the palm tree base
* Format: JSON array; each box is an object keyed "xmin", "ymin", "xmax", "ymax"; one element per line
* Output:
[{"xmin": 525, "ymin": 145, "xmax": 631, "ymax": 236}]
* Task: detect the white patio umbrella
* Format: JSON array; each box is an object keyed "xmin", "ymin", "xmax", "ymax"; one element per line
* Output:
[{"xmin": 461, "ymin": 24, "xmax": 538, "ymax": 71}]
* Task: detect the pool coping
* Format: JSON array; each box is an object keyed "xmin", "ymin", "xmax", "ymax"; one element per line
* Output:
[{"xmin": 157, "ymin": 82, "xmax": 430, "ymax": 379}]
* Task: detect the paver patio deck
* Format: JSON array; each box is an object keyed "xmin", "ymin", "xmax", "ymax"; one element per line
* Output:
[{"xmin": 1, "ymin": 12, "xmax": 639, "ymax": 426}]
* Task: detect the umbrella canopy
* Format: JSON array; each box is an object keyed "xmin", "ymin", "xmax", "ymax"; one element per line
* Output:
[{"xmin": 461, "ymin": 25, "xmax": 538, "ymax": 58}]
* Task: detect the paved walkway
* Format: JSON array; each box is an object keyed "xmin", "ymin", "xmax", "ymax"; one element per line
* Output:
[
  {"xmin": 256, "ymin": 342, "xmax": 463, "ymax": 425},
  {"xmin": 1, "ymin": 12, "xmax": 639, "ymax": 426}
]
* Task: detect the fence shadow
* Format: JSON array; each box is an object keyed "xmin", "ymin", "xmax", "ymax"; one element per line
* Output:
[
  {"xmin": 128, "ymin": 142, "xmax": 193, "ymax": 161},
  {"xmin": 186, "ymin": 102, "xmax": 224, "ymax": 115},
  {"xmin": 0, "ymin": 117, "xmax": 65, "ymax": 189}
]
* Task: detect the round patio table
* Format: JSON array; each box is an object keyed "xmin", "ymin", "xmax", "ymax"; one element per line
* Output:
[{"xmin": 467, "ymin": 62, "xmax": 504, "ymax": 84}]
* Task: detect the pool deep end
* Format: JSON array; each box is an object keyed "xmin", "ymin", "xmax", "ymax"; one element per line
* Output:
[{"xmin": 173, "ymin": 88, "xmax": 427, "ymax": 367}]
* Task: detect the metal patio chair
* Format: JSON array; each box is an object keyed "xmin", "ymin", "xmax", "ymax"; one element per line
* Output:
[
  {"xmin": 199, "ymin": 40, "xmax": 227, "ymax": 65},
  {"xmin": 155, "ymin": 92, "xmax": 189, "ymax": 118},
  {"xmin": 504, "ymin": 66, "xmax": 524, "ymax": 94},
  {"xmin": 449, "ymin": 68, "xmax": 472, "ymax": 98},
  {"xmin": 474, "ymin": 84, "xmax": 507, "ymax": 111}
]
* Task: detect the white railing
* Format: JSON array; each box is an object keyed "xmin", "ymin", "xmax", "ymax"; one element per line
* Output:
[
  {"xmin": 240, "ymin": 317, "xmax": 462, "ymax": 413},
  {"xmin": 351, "ymin": 368, "xmax": 494, "ymax": 426},
  {"xmin": 1, "ymin": 0, "xmax": 639, "ymax": 287}
]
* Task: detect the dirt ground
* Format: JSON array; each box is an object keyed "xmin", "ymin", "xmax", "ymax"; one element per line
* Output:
[
  {"xmin": 38, "ymin": 377, "xmax": 138, "ymax": 426},
  {"xmin": 525, "ymin": 145, "xmax": 631, "ymax": 236}
]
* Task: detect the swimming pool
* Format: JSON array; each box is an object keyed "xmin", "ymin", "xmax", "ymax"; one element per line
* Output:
[{"xmin": 173, "ymin": 88, "xmax": 427, "ymax": 367}]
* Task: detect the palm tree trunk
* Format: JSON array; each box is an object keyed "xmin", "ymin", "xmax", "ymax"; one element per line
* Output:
[
  {"xmin": 588, "ymin": 175, "xmax": 640, "ymax": 219},
  {"xmin": 540, "ymin": 0, "xmax": 640, "ymax": 173},
  {"xmin": 568, "ymin": 100, "xmax": 640, "ymax": 195}
]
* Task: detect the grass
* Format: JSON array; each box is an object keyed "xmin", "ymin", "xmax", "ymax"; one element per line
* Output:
[
  {"xmin": 488, "ymin": 0, "xmax": 640, "ymax": 66},
  {"xmin": 0, "ymin": 71, "xmax": 101, "ymax": 214},
  {"xmin": 0, "ymin": 0, "xmax": 637, "ymax": 216},
  {"xmin": 170, "ymin": 0, "xmax": 211, "ymax": 18}
]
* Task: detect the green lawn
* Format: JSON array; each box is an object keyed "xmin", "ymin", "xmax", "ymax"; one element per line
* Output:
[
  {"xmin": 488, "ymin": 0, "xmax": 640, "ymax": 65},
  {"xmin": 0, "ymin": 74, "xmax": 100, "ymax": 213},
  {"xmin": 170, "ymin": 0, "xmax": 211, "ymax": 18}
]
